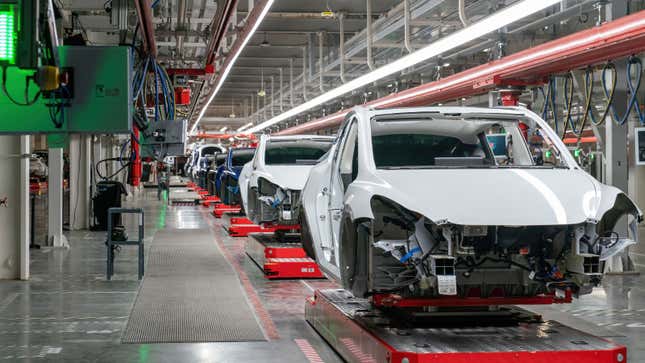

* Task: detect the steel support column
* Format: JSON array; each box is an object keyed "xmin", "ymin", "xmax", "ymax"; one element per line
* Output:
[
  {"xmin": 0, "ymin": 136, "xmax": 30, "ymax": 280},
  {"xmin": 604, "ymin": 0, "xmax": 634, "ymax": 273},
  {"xmin": 69, "ymin": 135, "xmax": 91, "ymax": 230},
  {"xmin": 47, "ymin": 147, "xmax": 68, "ymax": 247}
]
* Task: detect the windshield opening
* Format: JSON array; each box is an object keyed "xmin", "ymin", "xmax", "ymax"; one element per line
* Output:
[
  {"xmin": 371, "ymin": 116, "xmax": 568, "ymax": 169},
  {"xmin": 231, "ymin": 149, "xmax": 255, "ymax": 166},
  {"xmin": 201, "ymin": 146, "xmax": 220, "ymax": 156},
  {"xmin": 265, "ymin": 140, "xmax": 333, "ymax": 165}
]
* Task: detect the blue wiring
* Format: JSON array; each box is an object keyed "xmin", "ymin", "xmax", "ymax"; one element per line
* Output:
[
  {"xmin": 154, "ymin": 60, "xmax": 160, "ymax": 121},
  {"xmin": 602, "ymin": 56, "xmax": 644, "ymax": 125},
  {"xmin": 133, "ymin": 57, "xmax": 149, "ymax": 101},
  {"xmin": 157, "ymin": 63, "xmax": 172, "ymax": 119},
  {"xmin": 119, "ymin": 139, "xmax": 131, "ymax": 167},
  {"xmin": 540, "ymin": 78, "xmax": 559, "ymax": 135}
]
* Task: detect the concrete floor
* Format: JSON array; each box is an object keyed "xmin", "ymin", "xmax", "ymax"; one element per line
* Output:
[{"xmin": 1, "ymin": 189, "xmax": 644, "ymax": 362}]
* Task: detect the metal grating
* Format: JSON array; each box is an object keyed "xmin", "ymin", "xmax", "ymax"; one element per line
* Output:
[{"xmin": 121, "ymin": 229, "xmax": 266, "ymax": 343}]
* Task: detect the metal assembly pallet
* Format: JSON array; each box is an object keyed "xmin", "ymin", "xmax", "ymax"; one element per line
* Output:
[
  {"xmin": 306, "ymin": 289, "xmax": 627, "ymax": 363},
  {"xmin": 246, "ymin": 233, "xmax": 324, "ymax": 279},
  {"xmin": 201, "ymin": 195, "xmax": 221, "ymax": 207},
  {"xmin": 227, "ymin": 218, "xmax": 301, "ymax": 237},
  {"xmin": 212, "ymin": 204, "xmax": 242, "ymax": 218},
  {"xmin": 168, "ymin": 189, "xmax": 201, "ymax": 205}
]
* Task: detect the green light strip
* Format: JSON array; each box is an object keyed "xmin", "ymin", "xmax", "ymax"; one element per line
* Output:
[{"xmin": 0, "ymin": 10, "xmax": 16, "ymax": 64}]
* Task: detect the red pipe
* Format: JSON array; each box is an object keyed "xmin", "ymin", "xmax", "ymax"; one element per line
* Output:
[
  {"xmin": 563, "ymin": 137, "xmax": 598, "ymax": 144},
  {"xmin": 205, "ymin": 0, "xmax": 239, "ymax": 66},
  {"xmin": 167, "ymin": 68, "xmax": 206, "ymax": 76},
  {"xmin": 130, "ymin": 127, "xmax": 142, "ymax": 187},
  {"xmin": 134, "ymin": 0, "xmax": 157, "ymax": 57},
  {"xmin": 278, "ymin": 10, "xmax": 645, "ymax": 135}
]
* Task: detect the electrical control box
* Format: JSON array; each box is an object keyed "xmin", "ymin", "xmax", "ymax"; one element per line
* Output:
[
  {"xmin": 140, "ymin": 119, "xmax": 187, "ymax": 159},
  {"xmin": 636, "ymin": 127, "xmax": 645, "ymax": 166},
  {"xmin": 0, "ymin": 45, "xmax": 132, "ymax": 134}
]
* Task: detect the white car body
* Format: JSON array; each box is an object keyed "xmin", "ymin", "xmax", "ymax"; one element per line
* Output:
[
  {"xmin": 239, "ymin": 134, "xmax": 334, "ymax": 225},
  {"xmin": 301, "ymin": 106, "xmax": 642, "ymax": 300}
]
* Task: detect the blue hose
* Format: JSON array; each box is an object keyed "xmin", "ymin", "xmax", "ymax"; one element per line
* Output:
[
  {"xmin": 540, "ymin": 78, "xmax": 559, "ymax": 135},
  {"xmin": 602, "ymin": 56, "xmax": 644, "ymax": 125},
  {"xmin": 154, "ymin": 60, "xmax": 159, "ymax": 121},
  {"xmin": 133, "ymin": 57, "xmax": 149, "ymax": 101}
]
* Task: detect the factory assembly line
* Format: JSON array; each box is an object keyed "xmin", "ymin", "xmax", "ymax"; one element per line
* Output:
[{"xmin": 1, "ymin": 0, "xmax": 645, "ymax": 362}]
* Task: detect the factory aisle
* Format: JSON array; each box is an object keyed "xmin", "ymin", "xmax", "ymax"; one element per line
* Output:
[
  {"xmin": 0, "ymin": 190, "xmax": 340, "ymax": 362},
  {"xmin": 0, "ymin": 189, "xmax": 643, "ymax": 362}
]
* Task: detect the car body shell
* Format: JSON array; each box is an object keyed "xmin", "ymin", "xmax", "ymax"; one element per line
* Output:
[
  {"xmin": 239, "ymin": 134, "xmax": 335, "ymax": 224},
  {"xmin": 301, "ymin": 106, "xmax": 642, "ymax": 283}
]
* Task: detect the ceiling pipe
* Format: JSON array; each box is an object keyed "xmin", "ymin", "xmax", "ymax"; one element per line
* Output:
[
  {"xmin": 339, "ymin": 13, "xmax": 347, "ymax": 83},
  {"xmin": 366, "ymin": 0, "xmax": 375, "ymax": 70},
  {"xmin": 458, "ymin": 0, "xmax": 470, "ymax": 27},
  {"xmin": 270, "ymin": 76, "xmax": 275, "ymax": 117},
  {"xmin": 205, "ymin": 0, "xmax": 239, "ymax": 66},
  {"xmin": 279, "ymin": 68, "xmax": 284, "ymax": 112},
  {"xmin": 403, "ymin": 0, "xmax": 413, "ymax": 54},
  {"xmin": 302, "ymin": 46, "xmax": 308, "ymax": 101},
  {"xmin": 176, "ymin": 0, "xmax": 187, "ymax": 56},
  {"xmin": 134, "ymin": 0, "xmax": 157, "ymax": 57},
  {"xmin": 289, "ymin": 58, "xmax": 295, "ymax": 107},
  {"xmin": 319, "ymin": 31, "xmax": 325, "ymax": 92},
  {"xmin": 276, "ymin": 9, "xmax": 645, "ymax": 135}
]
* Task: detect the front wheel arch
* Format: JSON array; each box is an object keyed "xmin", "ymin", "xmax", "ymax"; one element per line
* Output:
[
  {"xmin": 300, "ymin": 208, "xmax": 316, "ymax": 260},
  {"xmin": 339, "ymin": 214, "xmax": 372, "ymax": 298}
]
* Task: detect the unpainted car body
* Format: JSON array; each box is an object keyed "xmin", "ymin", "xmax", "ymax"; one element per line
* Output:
[
  {"xmin": 239, "ymin": 135, "xmax": 334, "ymax": 225},
  {"xmin": 301, "ymin": 106, "xmax": 642, "ymax": 301}
]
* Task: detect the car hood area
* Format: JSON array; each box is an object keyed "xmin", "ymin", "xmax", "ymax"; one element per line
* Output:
[
  {"xmin": 366, "ymin": 168, "xmax": 635, "ymax": 226},
  {"xmin": 256, "ymin": 165, "xmax": 315, "ymax": 191}
]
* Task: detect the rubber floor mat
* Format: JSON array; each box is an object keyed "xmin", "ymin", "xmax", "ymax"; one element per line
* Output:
[{"xmin": 121, "ymin": 229, "xmax": 266, "ymax": 343}]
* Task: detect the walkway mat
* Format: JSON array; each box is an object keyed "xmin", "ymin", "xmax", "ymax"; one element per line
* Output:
[{"xmin": 121, "ymin": 229, "xmax": 266, "ymax": 343}]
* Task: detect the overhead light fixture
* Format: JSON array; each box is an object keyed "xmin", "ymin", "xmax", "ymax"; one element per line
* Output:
[
  {"xmin": 247, "ymin": 0, "xmax": 559, "ymax": 133},
  {"xmin": 190, "ymin": 0, "xmax": 275, "ymax": 135},
  {"xmin": 257, "ymin": 67, "xmax": 266, "ymax": 96},
  {"xmin": 220, "ymin": 126, "xmax": 228, "ymax": 132},
  {"xmin": 260, "ymin": 32, "xmax": 270, "ymax": 47},
  {"xmin": 237, "ymin": 122, "xmax": 253, "ymax": 132},
  {"xmin": 229, "ymin": 100, "xmax": 236, "ymax": 118}
]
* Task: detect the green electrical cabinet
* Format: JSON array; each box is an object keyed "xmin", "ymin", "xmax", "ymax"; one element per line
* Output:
[{"xmin": 0, "ymin": 46, "xmax": 132, "ymax": 134}]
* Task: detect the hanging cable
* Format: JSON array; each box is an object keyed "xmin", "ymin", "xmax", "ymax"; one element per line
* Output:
[
  {"xmin": 603, "ymin": 56, "xmax": 644, "ymax": 125},
  {"xmin": 1, "ymin": 66, "xmax": 41, "ymax": 106},
  {"xmin": 562, "ymin": 69, "xmax": 594, "ymax": 139},
  {"xmin": 539, "ymin": 77, "xmax": 559, "ymax": 135},
  {"xmin": 593, "ymin": 61, "xmax": 617, "ymax": 126}
]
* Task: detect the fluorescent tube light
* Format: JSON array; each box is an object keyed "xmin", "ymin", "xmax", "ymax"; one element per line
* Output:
[
  {"xmin": 219, "ymin": 126, "xmax": 228, "ymax": 132},
  {"xmin": 248, "ymin": 0, "xmax": 559, "ymax": 133},
  {"xmin": 190, "ymin": 0, "xmax": 275, "ymax": 135},
  {"xmin": 237, "ymin": 122, "xmax": 253, "ymax": 132}
]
